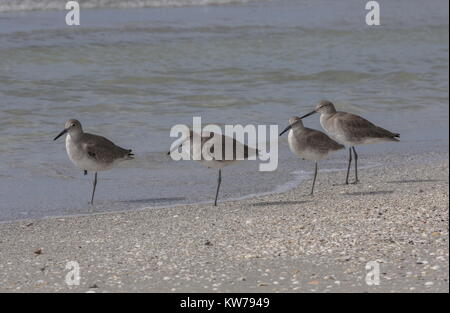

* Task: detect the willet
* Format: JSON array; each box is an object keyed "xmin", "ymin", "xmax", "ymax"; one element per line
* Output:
[
  {"xmin": 300, "ymin": 100, "xmax": 400, "ymax": 184},
  {"xmin": 168, "ymin": 130, "xmax": 258, "ymax": 206},
  {"xmin": 279, "ymin": 117, "xmax": 344, "ymax": 194},
  {"xmin": 54, "ymin": 119, "xmax": 134, "ymax": 205}
]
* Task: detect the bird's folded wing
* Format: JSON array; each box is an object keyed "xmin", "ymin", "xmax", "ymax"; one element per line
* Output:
[
  {"xmin": 82, "ymin": 135, "xmax": 118, "ymax": 163},
  {"xmin": 306, "ymin": 131, "xmax": 344, "ymax": 152},
  {"xmin": 337, "ymin": 114, "xmax": 385, "ymax": 139}
]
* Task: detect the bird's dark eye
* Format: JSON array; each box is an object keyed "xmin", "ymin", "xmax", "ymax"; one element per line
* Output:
[{"xmin": 71, "ymin": 123, "xmax": 75, "ymax": 127}]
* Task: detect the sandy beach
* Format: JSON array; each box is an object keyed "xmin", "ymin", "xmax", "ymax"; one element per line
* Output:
[{"xmin": 0, "ymin": 147, "xmax": 448, "ymax": 293}]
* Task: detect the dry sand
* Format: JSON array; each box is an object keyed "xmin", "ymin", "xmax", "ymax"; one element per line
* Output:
[{"xmin": 0, "ymin": 149, "xmax": 448, "ymax": 292}]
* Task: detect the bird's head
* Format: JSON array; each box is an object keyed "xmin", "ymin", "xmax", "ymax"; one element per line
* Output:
[{"xmin": 54, "ymin": 119, "xmax": 82, "ymax": 141}]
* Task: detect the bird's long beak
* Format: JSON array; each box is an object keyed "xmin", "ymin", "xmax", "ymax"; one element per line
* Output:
[
  {"xmin": 300, "ymin": 110, "xmax": 317, "ymax": 119},
  {"xmin": 279, "ymin": 124, "xmax": 292, "ymax": 136},
  {"xmin": 54, "ymin": 128, "xmax": 68, "ymax": 141}
]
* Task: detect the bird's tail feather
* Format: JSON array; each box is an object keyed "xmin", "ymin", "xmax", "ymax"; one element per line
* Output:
[
  {"xmin": 125, "ymin": 149, "xmax": 134, "ymax": 160},
  {"xmin": 391, "ymin": 132, "xmax": 400, "ymax": 141}
]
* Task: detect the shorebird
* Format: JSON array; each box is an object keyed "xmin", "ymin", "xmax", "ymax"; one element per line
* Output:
[
  {"xmin": 300, "ymin": 100, "xmax": 400, "ymax": 184},
  {"xmin": 168, "ymin": 130, "xmax": 258, "ymax": 206},
  {"xmin": 279, "ymin": 117, "xmax": 344, "ymax": 194},
  {"xmin": 54, "ymin": 119, "xmax": 134, "ymax": 205}
]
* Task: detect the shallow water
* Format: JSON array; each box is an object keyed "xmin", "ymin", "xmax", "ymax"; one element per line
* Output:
[{"xmin": 0, "ymin": 0, "xmax": 448, "ymax": 221}]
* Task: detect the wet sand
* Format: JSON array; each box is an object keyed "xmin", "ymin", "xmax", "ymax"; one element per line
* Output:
[{"xmin": 0, "ymin": 148, "xmax": 448, "ymax": 292}]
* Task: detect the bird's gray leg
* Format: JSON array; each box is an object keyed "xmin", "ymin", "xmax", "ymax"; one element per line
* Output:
[
  {"xmin": 214, "ymin": 169, "xmax": 222, "ymax": 206},
  {"xmin": 345, "ymin": 147, "xmax": 352, "ymax": 185},
  {"xmin": 352, "ymin": 146, "xmax": 359, "ymax": 184},
  {"xmin": 310, "ymin": 161, "xmax": 318, "ymax": 195},
  {"xmin": 90, "ymin": 172, "xmax": 98, "ymax": 205}
]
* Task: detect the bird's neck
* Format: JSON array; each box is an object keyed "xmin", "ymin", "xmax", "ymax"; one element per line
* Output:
[
  {"xmin": 68, "ymin": 130, "xmax": 83, "ymax": 142},
  {"xmin": 320, "ymin": 110, "xmax": 336, "ymax": 118},
  {"xmin": 319, "ymin": 112, "xmax": 334, "ymax": 131}
]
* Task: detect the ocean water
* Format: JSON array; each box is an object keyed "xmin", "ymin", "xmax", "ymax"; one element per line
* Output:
[{"xmin": 0, "ymin": 0, "xmax": 448, "ymax": 221}]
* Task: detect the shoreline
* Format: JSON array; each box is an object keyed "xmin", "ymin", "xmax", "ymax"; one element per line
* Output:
[
  {"xmin": 0, "ymin": 148, "xmax": 448, "ymax": 292},
  {"xmin": 0, "ymin": 158, "xmax": 383, "ymax": 225}
]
